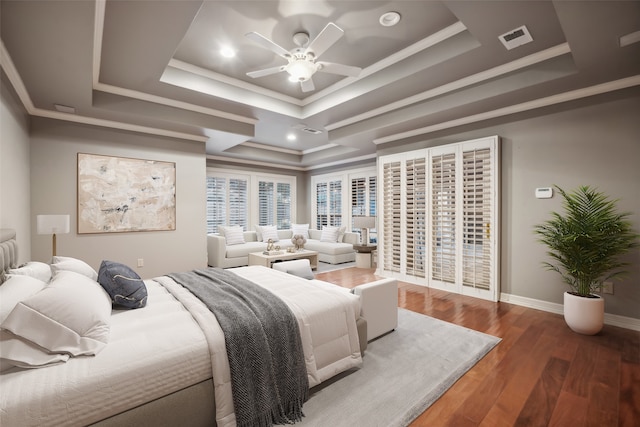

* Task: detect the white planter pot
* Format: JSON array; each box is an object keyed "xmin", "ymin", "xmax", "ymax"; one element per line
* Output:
[{"xmin": 563, "ymin": 291, "xmax": 604, "ymax": 335}]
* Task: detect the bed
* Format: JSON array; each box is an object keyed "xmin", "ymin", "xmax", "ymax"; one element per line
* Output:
[{"xmin": 0, "ymin": 229, "xmax": 366, "ymax": 427}]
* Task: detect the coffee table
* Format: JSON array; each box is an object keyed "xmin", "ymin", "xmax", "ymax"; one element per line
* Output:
[{"xmin": 248, "ymin": 250, "xmax": 319, "ymax": 270}]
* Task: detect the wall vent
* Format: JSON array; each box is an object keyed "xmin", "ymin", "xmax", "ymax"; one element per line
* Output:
[{"xmin": 499, "ymin": 25, "xmax": 533, "ymax": 50}]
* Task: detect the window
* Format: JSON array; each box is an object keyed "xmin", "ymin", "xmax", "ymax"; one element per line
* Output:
[
  {"xmin": 351, "ymin": 175, "xmax": 377, "ymax": 242},
  {"xmin": 258, "ymin": 179, "xmax": 292, "ymax": 229},
  {"xmin": 206, "ymin": 175, "xmax": 248, "ymax": 234},
  {"xmin": 207, "ymin": 168, "xmax": 295, "ymax": 233},
  {"xmin": 314, "ymin": 179, "xmax": 342, "ymax": 228}
]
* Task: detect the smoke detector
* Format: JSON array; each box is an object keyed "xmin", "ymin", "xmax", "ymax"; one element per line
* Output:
[{"xmin": 498, "ymin": 25, "xmax": 533, "ymax": 50}]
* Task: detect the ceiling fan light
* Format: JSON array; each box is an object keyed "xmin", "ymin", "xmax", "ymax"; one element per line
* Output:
[
  {"xmin": 286, "ymin": 59, "xmax": 316, "ymax": 81},
  {"xmin": 219, "ymin": 46, "xmax": 236, "ymax": 58}
]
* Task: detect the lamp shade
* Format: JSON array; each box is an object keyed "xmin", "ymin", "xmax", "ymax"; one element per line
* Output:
[
  {"xmin": 353, "ymin": 216, "xmax": 376, "ymax": 229},
  {"xmin": 37, "ymin": 215, "xmax": 70, "ymax": 235}
]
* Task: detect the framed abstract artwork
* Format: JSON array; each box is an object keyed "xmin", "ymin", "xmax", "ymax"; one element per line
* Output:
[{"xmin": 77, "ymin": 153, "xmax": 176, "ymax": 233}]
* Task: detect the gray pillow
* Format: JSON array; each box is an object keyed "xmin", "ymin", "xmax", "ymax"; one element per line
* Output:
[{"xmin": 98, "ymin": 260, "xmax": 147, "ymax": 309}]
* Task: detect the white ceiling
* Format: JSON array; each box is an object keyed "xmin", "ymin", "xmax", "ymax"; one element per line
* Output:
[{"xmin": 2, "ymin": 0, "xmax": 639, "ymax": 170}]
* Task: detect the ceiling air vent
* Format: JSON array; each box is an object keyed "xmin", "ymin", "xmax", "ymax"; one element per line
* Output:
[
  {"xmin": 292, "ymin": 123, "xmax": 323, "ymax": 135},
  {"xmin": 499, "ymin": 25, "xmax": 533, "ymax": 50},
  {"xmin": 301, "ymin": 127, "xmax": 323, "ymax": 135}
]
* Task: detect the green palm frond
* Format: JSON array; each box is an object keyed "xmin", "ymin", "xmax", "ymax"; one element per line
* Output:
[{"xmin": 534, "ymin": 185, "xmax": 639, "ymax": 296}]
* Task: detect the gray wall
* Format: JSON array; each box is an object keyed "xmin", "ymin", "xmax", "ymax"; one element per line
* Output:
[
  {"xmin": 380, "ymin": 92, "xmax": 640, "ymax": 319},
  {"xmin": 0, "ymin": 75, "xmax": 31, "ymax": 263},
  {"xmin": 29, "ymin": 118, "xmax": 208, "ymax": 279}
]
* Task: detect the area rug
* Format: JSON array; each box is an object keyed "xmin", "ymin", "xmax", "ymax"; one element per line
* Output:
[{"xmin": 298, "ymin": 308, "xmax": 501, "ymax": 427}]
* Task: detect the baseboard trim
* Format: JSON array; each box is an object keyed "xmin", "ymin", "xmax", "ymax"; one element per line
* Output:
[{"xmin": 500, "ymin": 293, "xmax": 640, "ymax": 332}]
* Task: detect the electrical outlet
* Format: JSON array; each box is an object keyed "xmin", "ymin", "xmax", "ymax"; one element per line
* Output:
[
  {"xmin": 602, "ymin": 281, "xmax": 614, "ymax": 294},
  {"xmin": 137, "ymin": 258, "xmax": 144, "ymax": 268}
]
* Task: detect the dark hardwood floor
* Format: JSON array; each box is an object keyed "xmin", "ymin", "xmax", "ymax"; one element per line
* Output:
[{"xmin": 315, "ymin": 267, "xmax": 640, "ymax": 427}]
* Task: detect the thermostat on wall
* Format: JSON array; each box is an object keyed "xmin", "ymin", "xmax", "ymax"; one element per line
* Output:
[{"xmin": 535, "ymin": 187, "xmax": 553, "ymax": 199}]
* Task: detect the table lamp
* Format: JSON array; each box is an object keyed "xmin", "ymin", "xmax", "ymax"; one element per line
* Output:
[
  {"xmin": 353, "ymin": 216, "xmax": 376, "ymax": 245},
  {"xmin": 37, "ymin": 214, "xmax": 70, "ymax": 257}
]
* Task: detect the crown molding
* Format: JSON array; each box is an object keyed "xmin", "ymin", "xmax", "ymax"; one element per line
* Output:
[
  {"xmin": 327, "ymin": 43, "xmax": 571, "ymax": 132},
  {"xmin": 374, "ymin": 74, "xmax": 640, "ymax": 144}
]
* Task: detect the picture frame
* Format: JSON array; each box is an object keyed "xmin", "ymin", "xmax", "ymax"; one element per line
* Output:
[{"xmin": 77, "ymin": 153, "xmax": 176, "ymax": 233}]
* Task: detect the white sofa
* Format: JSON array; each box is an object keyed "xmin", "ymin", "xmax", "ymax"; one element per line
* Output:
[{"xmin": 207, "ymin": 228, "xmax": 358, "ymax": 268}]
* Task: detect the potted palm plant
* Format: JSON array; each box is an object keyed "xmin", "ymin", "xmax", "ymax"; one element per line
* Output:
[{"xmin": 534, "ymin": 185, "xmax": 638, "ymax": 335}]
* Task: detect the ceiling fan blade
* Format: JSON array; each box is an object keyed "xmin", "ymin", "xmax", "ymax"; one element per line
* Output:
[
  {"xmin": 317, "ymin": 62, "xmax": 361, "ymax": 77},
  {"xmin": 245, "ymin": 31, "xmax": 291, "ymax": 59},
  {"xmin": 305, "ymin": 22, "xmax": 344, "ymax": 59},
  {"xmin": 246, "ymin": 66, "xmax": 285, "ymax": 78},
  {"xmin": 301, "ymin": 78, "xmax": 315, "ymax": 92}
]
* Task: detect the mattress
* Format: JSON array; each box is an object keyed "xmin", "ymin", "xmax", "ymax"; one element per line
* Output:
[{"xmin": 0, "ymin": 280, "xmax": 212, "ymax": 427}]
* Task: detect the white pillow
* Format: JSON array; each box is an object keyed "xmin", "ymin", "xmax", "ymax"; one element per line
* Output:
[
  {"xmin": 8, "ymin": 261, "xmax": 52, "ymax": 283},
  {"xmin": 0, "ymin": 275, "xmax": 48, "ymax": 323},
  {"xmin": 0, "ymin": 330, "xmax": 69, "ymax": 371},
  {"xmin": 320, "ymin": 226, "xmax": 340, "ymax": 243},
  {"xmin": 50, "ymin": 256, "xmax": 98, "ymax": 281},
  {"xmin": 337, "ymin": 225, "xmax": 347, "ymax": 242},
  {"xmin": 254, "ymin": 225, "xmax": 263, "ymax": 241},
  {"xmin": 220, "ymin": 226, "xmax": 245, "ymax": 246},
  {"xmin": 291, "ymin": 223, "xmax": 310, "ymax": 239},
  {"xmin": 260, "ymin": 225, "xmax": 279, "ymax": 242},
  {"xmin": 1, "ymin": 270, "xmax": 111, "ymax": 360}
]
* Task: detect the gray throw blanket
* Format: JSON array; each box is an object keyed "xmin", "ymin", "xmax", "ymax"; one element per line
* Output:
[{"xmin": 168, "ymin": 268, "xmax": 309, "ymax": 427}]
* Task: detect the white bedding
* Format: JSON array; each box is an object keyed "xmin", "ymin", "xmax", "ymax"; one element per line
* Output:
[
  {"xmin": 0, "ymin": 266, "xmax": 363, "ymax": 427},
  {"xmin": 157, "ymin": 266, "xmax": 363, "ymax": 427},
  {"xmin": 0, "ymin": 280, "xmax": 212, "ymax": 427}
]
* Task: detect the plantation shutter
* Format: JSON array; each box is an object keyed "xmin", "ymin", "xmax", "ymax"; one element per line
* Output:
[
  {"xmin": 431, "ymin": 152, "xmax": 457, "ymax": 284},
  {"xmin": 316, "ymin": 182, "xmax": 328, "ymax": 228},
  {"xmin": 368, "ymin": 176, "xmax": 377, "ymax": 217},
  {"xmin": 378, "ymin": 136, "xmax": 499, "ymax": 301},
  {"xmin": 228, "ymin": 178, "xmax": 248, "ymax": 230},
  {"xmin": 206, "ymin": 176, "xmax": 248, "ymax": 233},
  {"xmin": 258, "ymin": 180, "xmax": 292, "ymax": 229},
  {"xmin": 258, "ymin": 181, "xmax": 274, "ymax": 226},
  {"xmin": 382, "ymin": 161, "xmax": 402, "ymax": 272},
  {"xmin": 462, "ymin": 148, "xmax": 493, "ymax": 290},
  {"xmin": 351, "ymin": 177, "xmax": 367, "ymax": 218},
  {"xmin": 330, "ymin": 180, "xmax": 342, "ymax": 226},
  {"xmin": 206, "ymin": 176, "xmax": 226, "ymax": 234},
  {"xmin": 277, "ymin": 182, "xmax": 291, "ymax": 229},
  {"xmin": 406, "ymin": 158, "xmax": 427, "ymax": 277}
]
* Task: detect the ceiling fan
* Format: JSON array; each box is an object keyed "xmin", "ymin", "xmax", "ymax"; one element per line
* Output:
[{"xmin": 245, "ymin": 22, "xmax": 361, "ymax": 92}]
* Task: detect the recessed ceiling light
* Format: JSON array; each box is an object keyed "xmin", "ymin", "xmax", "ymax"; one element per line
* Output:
[
  {"xmin": 287, "ymin": 133, "xmax": 297, "ymax": 141},
  {"xmin": 379, "ymin": 11, "xmax": 401, "ymax": 27},
  {"xmin": 220, "ymin": 46, "xmax": 235, "ymax": 58}
]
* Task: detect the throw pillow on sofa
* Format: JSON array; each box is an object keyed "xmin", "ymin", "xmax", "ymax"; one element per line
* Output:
[
  {"xmin": 320, "ymin": 226, "xmax": 340, "ymax": 242},
  {"xmin": 258, "ymin": 225, "xmax": 279, "ymax": 242},
  {"xmin": 219, "ymin": 226, "xmax": 245, "ymax": 246}
]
